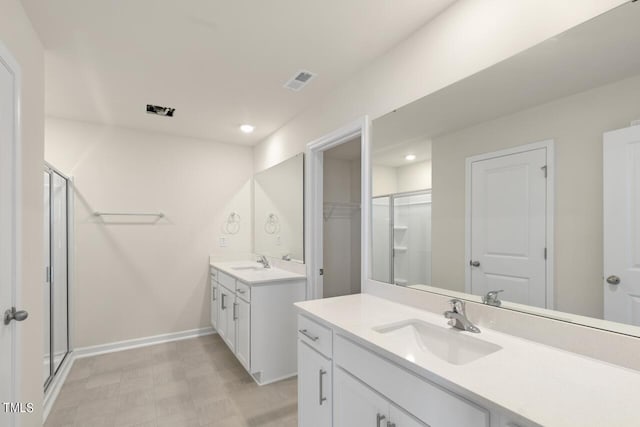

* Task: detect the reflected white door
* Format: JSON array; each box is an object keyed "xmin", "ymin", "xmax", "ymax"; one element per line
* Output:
[
  {"xmin": 1, "ymin": 45, "xmax": 19, "ymax": 425},
  {"xmin": 603, "ymin": 125, "xmax": 640, "ymax": 325},
  {"xmin": 468, "ymin": 146, "xmax": 548, "ymax": 308}
]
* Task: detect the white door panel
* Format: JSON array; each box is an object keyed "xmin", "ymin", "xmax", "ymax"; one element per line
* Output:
[
  {"xmin": 603, "ymin": 125, "xmax": 640, "ymax": 325},
  {"xmin": 298, "ymin": 341, "xmax": 332, "ymax": 427},
  {"xmin": 1, "ymin": 47, "xmax": 18, "ymax": 425},
  {"xmin": 333, "ymin": 367, "xmax": 388, "ymax": 427},
  {"xmin": 469, "ymin": 147, "xmax": 548, "ymax": 308}
]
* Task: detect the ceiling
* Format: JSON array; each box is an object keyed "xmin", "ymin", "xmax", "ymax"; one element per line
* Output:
[
  {"xmin": 373, "ymin": 3, "xmax": 640, "ymax": 149},
  {"xmin": 21, "ymin": 0, "xmax": 456, "ymax": 145}
]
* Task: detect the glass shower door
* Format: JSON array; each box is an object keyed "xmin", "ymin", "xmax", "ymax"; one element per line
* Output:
[{"xmin": 44, "ymin": 166, "xmax": 70, "ymax": 390}]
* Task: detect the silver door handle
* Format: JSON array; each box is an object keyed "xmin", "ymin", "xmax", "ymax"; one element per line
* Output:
[
  {"xmin": 298, "ymin": 329, "xmax": 319, "ymax": 342},
  {"xmin": 376, "ymin": 414, "xmax": 386, "ymax": 427},
  {"xmin": 237, "ymin": 289, "xmax": 246, "ymax": 294},
  {"xmin": 4, "ymin": 307, "xmax": 29, "ymax": 325},
  {"xmin": 606, "ymin": 275, "xmax": 621, "ymax": 285},
  {"xmin": 221, "ymin": 293, "xmax": 226, "ymax": 310},
  {"xmin": 470, "ymin": 260, "xmax": 480, "ymax": 267},
  {"xmin": 212, "ymin": 288, "xmax": 217, "ymax": 301},
  {"xmin": 319, "ymin": 369, "xmax": 327, "ymax": 405},
  {"xmin": 386, "ymin": 422, "xmax": 396, "ymax": 427},
  {"xmin": 233, "ymin": 302, "xmax": 238, "ymax": 321}
]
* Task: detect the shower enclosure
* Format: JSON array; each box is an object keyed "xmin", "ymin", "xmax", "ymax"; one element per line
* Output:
[
  {"xmin": 372, "ymin": 190, "xmax": 432, "ymax": 287},
  {"xmin": 43, "ymin": 165, "xmax": 70, "ymax": 390}
]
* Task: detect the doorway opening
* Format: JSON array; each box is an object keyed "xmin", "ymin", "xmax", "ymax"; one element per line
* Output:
[{"xmin": 322, "ymin": 138, "xmax": 362, "ymax": 298}]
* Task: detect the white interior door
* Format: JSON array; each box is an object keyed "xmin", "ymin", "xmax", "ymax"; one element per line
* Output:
[
  {"xmin": 468, "ymin": 146, "xmax": 548, "ymax": 308},
  {"xmin": 1, "ymin": 45, "xmax": 19, "ymax": 425},
  {"xmin": 603, "ymin": 125, "xmax": 640, "ymax": 325}
]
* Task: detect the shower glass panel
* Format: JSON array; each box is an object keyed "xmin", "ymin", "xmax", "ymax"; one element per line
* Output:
[
  {"xmin": 43, "ymin": 171, "xmax": 51, "ymax": 385},
  {"xmin": 43, "ymin": 166, "xmax": 70, "ymax": 390},
  {"xmin": 371, "ymin": 196, "xmax": 392, "ymax": 283},
  {"xmin": 393, "ymin": 192, "xmax": 431, "ymax": 287}
]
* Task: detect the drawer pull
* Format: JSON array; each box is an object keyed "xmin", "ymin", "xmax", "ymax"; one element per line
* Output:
[
  {"xmin": 376, "ymin": 413, "xmax": 386, "ymax": 427},
  {"xmin": 319, "ymin": 369, "xmax": 327, "ymax": 405},
  {"xmin": 237, "ymin": 289, "xmax": 247, "ymax": 294},
  {"xmin": 299, "ymin": 329, "xmax": 319, "ymax": 342},
  {"xmin": 386, "ymin": 422, "xmax": 396, "ymax": 427},
  {"xmin": 212, "ymin": 288, "xmax": 217, "ymax": 301}
]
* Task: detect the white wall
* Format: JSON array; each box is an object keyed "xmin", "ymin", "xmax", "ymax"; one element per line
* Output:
[
  {"xmin": 254, "ymin": 0, "xmax": 625, "ymax": 173},
  {"xmin": 431, "ymin": 73, "xmax": 640, "ymax": 319},
  {"xmin": 372, "ymin": 160, "xmax": 431, "ymax": 196},
  {"xmin": 45, "ymin": 117, "xmax": 253, "ymax": 348},
  {"xmin": 0, "ymin": 0, "xmax": 45, "ymax": 424}
]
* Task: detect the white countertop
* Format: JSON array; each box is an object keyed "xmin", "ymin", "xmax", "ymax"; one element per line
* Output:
[
  {"xmin": 295, "ymin": 294, "xmax": 640, "ymax": 427},
  {"xmin": 211, "ymin": 260, "xmax": 306, "ymax": 284}
]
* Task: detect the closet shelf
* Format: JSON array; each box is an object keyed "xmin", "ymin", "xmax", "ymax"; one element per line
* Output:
[
  {"xmin": 393, "ymin": 246, "xmax": 408, "ymax": 252},
  {"xmin": 393, "ymin": 226, "xmax": 408, "ymax": 230}
]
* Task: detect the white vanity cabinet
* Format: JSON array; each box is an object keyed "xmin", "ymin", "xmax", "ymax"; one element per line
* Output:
[
  {"xmin": 298, "ymin": 340, "xmax": 332, "ymax": 427},
  {"xmin": 334, "ymin": 367, "xmax": 426, "ymax": 427},
  {"xmin": 209, "ymin": 264, "xmax": 306, "ymax": 385},
  {"xmin": 210, "ymin": 269, "xmax": 219, "ymax": 329},
  {"xmin": 297, "ymin": 313, "xmax": 493, "ymax": 427}
]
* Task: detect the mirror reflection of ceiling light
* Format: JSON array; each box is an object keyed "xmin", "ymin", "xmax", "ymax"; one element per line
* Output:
[
  {"xmin": 405, "ymin": 154, "xmax": 416, "ymax": 161},
  {"xmin": 240, "ymin": 124, "xmax": 255, "ymax": 134}
]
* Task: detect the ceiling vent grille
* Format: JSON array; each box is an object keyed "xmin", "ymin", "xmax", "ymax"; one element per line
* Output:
[
  {"xmin": 283, "ymin": 70, "xmax": 317, "ymax": 91},
  {"xmin": 146, "ymin": 104, "xmax": 175, "ymax": 117}
]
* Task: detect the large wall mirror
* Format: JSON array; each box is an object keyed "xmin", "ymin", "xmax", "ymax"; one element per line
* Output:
[
  {"xmin": 370, "ymin": 2, "xmax": 640, "ymax": 337},
  {"xmin": 254, "ymin": 153, "xmax": 304, "ymax": 262}
]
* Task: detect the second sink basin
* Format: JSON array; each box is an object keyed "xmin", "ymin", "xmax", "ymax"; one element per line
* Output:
[
  {"xmin": 373, "ymin": 319, "xmax": 502, "ymax": 365},
  {"xmin": 231, "ymin": 266, "xmax": 264, "ymax": 271}
]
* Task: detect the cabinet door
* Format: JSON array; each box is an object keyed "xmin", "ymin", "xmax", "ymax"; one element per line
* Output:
[
  {"xmin": 298, "ymin": 341, "xmax": 332, "ymax": 427},
  {"xmin": 218, "ymin": 287, "xmax": 230, "ymax": 344},
  {"xmin": 226, "ymin": 291, "xmax": 236, "ymax": 353},
  {"xmin": 210, "ymin": 283, "xmax": 218, "ymax": 329},
  {"xmin": 334, "ymin": 367, "xmax": 388, "ymax": 427},
  {"xmin": 389, "ymin": 403, "xmax": 428, "ymax": 427},
  {"xmin": 235, "ymin": 297, "xmax": 250, "ymax": 370}
]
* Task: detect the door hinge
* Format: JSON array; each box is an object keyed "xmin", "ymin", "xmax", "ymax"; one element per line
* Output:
[
  {"xmin": 541, "ymin": 165, "xmax": 547, "ymax": 178},
  {"xmin": 544, "ymin": 247, "xmax": 547, "ymax": 260},
  {"xmin": 319, "ymin": 268, "xmax": 324, "ymax": 276}
]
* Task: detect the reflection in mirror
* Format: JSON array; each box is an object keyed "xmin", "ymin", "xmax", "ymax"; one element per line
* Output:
[
  {"xmin": 370, "ymin": 2, "xmax": 640, "ymax": 335},
  {"xmin": 254, "ymin": 153, "xmax": 304, "ymax": 262}
]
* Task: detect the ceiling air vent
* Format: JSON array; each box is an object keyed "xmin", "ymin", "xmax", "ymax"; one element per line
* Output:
[
  {"xmin": 146, "ymin": 104, "xmax": 175, "ymax": 117},
  {"xmin": 283, "ymin": 70, "xmax": 317, "ymax": 91}
]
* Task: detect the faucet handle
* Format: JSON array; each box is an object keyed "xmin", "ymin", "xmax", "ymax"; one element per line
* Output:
[
  {"xmin": 449, "ymin": 298, "xmax": 465, "ymax": 313},
  {"xmin": 483, "ymin": 290, "xmax": 504, "ymax": 306}
]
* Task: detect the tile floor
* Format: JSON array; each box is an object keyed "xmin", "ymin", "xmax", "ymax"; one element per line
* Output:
[{"xmin": 44, "ymin": 334, "xmax": 297, "ymax": 427}]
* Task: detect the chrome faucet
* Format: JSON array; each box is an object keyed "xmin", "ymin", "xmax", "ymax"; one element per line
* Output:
[
  {"xmin": 482, "ymin": 290, "xmax": 504, "ymax": 307},
  {"xmin": 257, "ymin": 255, "xmax": 271, "ymax": 269},
  {"xmin": 444, "ymin": 299, "xmax": 480, "ymax": 333}
]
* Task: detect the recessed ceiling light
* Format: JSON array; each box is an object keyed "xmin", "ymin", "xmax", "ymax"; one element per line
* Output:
[
  {"xmin": 240, "ymin": 124, "xmax": 255, "ymax": 134},
  {"xmin": 405, "ymin": 154, "xmax": 416, "ymax": 161}
]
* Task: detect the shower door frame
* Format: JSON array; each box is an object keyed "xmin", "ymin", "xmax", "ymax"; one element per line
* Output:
[{"xmin": 43, "ymin": 163, "xmax": 73, "ymax": 393}]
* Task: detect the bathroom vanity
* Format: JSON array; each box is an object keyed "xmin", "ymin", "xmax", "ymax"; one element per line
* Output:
[
  {"xmin": 210, "ymin": 260, "xmax": 306, "ymax": 385},
  {"xmin": 296, "ymin": 294, "xmax": 640, "ymax": 427}
]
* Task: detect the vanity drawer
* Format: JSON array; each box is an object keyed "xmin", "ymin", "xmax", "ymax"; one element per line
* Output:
[
  {"xmin": 210, "ymin": 267, "xmax": 218, "ymax": 282},
  {"xmin": 334, "ymin": 334, "xmax": 489, "ymax": 427},
  {"xmin": 236, "ymin": 280, "xmax": 251, "ymax": 302},
  {"xmin": 217, "ymin": 270, "xmax": 236, "ymax": 290},
  {"xmin": 297, "ymin": 315, "xmax": 332, "ymax": 358}
]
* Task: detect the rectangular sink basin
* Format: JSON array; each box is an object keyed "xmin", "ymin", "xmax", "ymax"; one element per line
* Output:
[
  {"xmin": 231, "ymin": 266, "xmax": 264, "ymax": 271},
  {"xmin": 373, "ymin": 319, "xmax": 502, "ymax": 365}
]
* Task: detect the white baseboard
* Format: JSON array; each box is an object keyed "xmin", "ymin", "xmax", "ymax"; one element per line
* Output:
[
  {"xmin": 43, "ymin": 353, "xmax": 75, "ymax": 422},
  {"xmin": 74, "ymin": 327, "xmax": 216, "ymax": 359}
]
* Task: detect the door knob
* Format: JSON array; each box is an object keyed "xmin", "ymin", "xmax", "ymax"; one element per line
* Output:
[
  {"xmin": 606, "ymin": 275, "xmax": 621, "ymax": 285},
  {"xmin": 4, "ymin": 307, "xmax": 29, "ymax": 325},
  {"xmin": 470, "ymin": 260, "xmax": 480, "ymax": 267}
]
